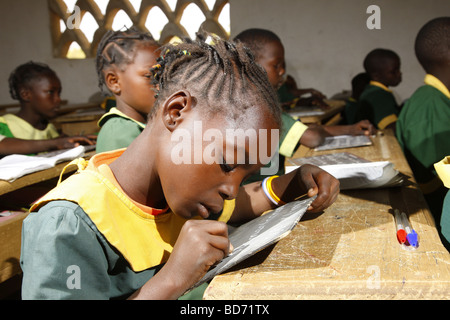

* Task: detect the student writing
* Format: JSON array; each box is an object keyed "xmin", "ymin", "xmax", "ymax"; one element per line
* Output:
[{"xmin": 20, "ymin": 35, "xmax": 340, "ymax": 300}]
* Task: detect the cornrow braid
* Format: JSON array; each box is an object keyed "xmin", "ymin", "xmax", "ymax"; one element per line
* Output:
[
  {"xmin": 8, "ymin": 61, "xmax": 57, "ymax": 101},
  {"xmin": 96, "ymin": 27, "xmax": 159, "ymax": 95},
  {"xmin": 149, "ymin": 34, "xmax": 281, "ymax": 126}
]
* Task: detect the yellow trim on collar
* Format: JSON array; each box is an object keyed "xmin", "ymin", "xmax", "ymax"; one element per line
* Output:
[
  {"xmin": 377, "ymin": 114, "xmax": 398, "ymax": 130},
  {"xmin": 424, "ymin": 74, "xmax": 450, "ymax": 99},
  {"xmin": 435, "ymin": 156, "xmax": 450, "ymax": 189},
  {"xmin": 97, "ymin": 107, "xmax": 146, "ymax": 128},
  {"xmin": 370, "ymin": 81, "xmax": 392, "ymax": 93}
]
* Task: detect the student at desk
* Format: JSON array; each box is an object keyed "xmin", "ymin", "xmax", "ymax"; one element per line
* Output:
[
  {"xmin": 343, "ymin": 72, "xmax": 370, "ymax": 125},
  {"xmin": 233, "ymin": 28, "xmax": 376, "ymax": 182},
  {"xmin": 397, "ymin": 17, "xmax": 450, "ymax": 222},
  {"xmin": 20, "ymin": 36, "xmax": 339, "ymax": 300},
  {"xmin": 0, "ymin": 61, "xmax": 95, "ymax": 156},
  {"xmin": 355, "ymin": 48, "xmax": 402, "ymax": 130},
  {"xmin": 95, "ymin": 28, "xmax": 160, "ymax": 153}
]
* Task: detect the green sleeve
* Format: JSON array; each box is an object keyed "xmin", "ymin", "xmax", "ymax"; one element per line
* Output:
[
  {"xmin": 21, "ymin": 201, "xmax": 112, "ymax": 299},
  {"xmin": 0, "ymin": 122, "xmax": 14, "ymax": 138},
  {"xmin": 96, "ymin": 117, "xmax": 143, "ymax": 153}
]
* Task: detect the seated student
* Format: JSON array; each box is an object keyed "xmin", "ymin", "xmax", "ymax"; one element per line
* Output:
[
  {"xmin": 278, "ymin": 74, "xmax": 328, "ymax": 110},
  {"xmin": 356, "ymin": 48, "xmax": 402, "ymax": 130},
  {"xmin": 0, "ymin": 61, "xmax": 95, "ymax": 156},
  {"xmin": 95, "ymin": 28, "xmax": 160, "ymax": 153},
  {"xmin": 396, "ymin": 17, "xmax": 450, "ymax": 222},
  {"xmin": 435, "ymin": 156, "xmax": 450, "ymax": 251},
  {"xmin": 343, "ymin": 72, "xmax": 370, "ymax": 124},
  {"xmin": 233, "ymin": 28, "xmax": 376, "ymax": 181},
  {"xmin": 20, "ymin": 36, "xmax": 340, "ymax": 300}
]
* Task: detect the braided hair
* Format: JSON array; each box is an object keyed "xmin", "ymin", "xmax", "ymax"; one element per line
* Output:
[
  {"xmin": 96, "ymin": 27, "xmax": 159, "ymax": 95},
  {"xmin": 8, "ymin": 61, "xmax": 58, "ymax": 101},
  {"xmin": 149, "ymin": 34, "xmax": 281, "ymax": 126}
]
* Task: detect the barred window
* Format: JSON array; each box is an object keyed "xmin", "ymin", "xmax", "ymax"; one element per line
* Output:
[{"xmin": 48, "ymin": 0, "xmax": 230, "ymax": 59}]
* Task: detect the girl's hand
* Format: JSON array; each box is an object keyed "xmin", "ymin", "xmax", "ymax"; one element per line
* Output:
[{"xmin": 294, "ymin": 164, "xmax": 340, "ymax": 213}]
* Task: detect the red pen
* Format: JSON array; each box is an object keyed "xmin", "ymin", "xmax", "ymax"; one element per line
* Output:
[{"xmin": 394, "ymin": 209, "xmax": 407, "ymax": 244}]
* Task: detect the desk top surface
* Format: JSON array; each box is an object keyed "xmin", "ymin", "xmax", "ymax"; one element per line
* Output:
[{"xmin": 204, "ymin": 131, "xmax": 450, "ymax": 299}]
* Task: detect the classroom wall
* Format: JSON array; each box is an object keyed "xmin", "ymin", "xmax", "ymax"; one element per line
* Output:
[
  {"xmin": 1, "ymin": 0, "xmax": 449, "ymax": 106},
  {"xmin": 230, "ymin": 0, "xmax": 450, "ymax": 103},
  {"xmin": 0, "ymin": 0, "xmax": 98, "ymax": 106}
]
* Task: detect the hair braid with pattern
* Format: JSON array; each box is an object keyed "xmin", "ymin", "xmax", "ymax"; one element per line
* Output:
[
  {"xmin": 149, "ymin": 34, "xmax": 281, "ymax": 126},
  {"xmin": 96, "ymin": 27, "xmax": 159, "ymax": 95}
]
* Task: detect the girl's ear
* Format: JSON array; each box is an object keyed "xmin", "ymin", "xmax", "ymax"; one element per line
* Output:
[
  {"xmin": 19, "ymin": 88, "xmax": 31, "ymax": 102},
  {"xmin": 104, "ymin": 70, "xmax": 121, "ymax": 95},
  {"xmin": 161, "ymin": 90, "xmax": 194, "ymax": 132}
]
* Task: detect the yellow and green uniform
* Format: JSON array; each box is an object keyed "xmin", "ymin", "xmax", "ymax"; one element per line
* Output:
[
  {"xmin": 356, "ymin": 81, "xmax": 399, "ymax": 129},
  {"xmin": 96, "ymin": 107, "xmax": 146, "ymax": 153},
  {"xmin": 0, "ymin": 113, "xmax": 59, "ymax": 139},
  {"xmin": 20, "ymin": 149, "xmax": 234, "ymax": 299},
  {"xmin": 396, "ymin": 74, "xmax": 450, "ymax": 220}
]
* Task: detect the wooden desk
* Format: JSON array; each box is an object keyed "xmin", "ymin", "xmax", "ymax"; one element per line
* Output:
[
  {"xmin": 287, "ymin": 99, "xmax": 345, "ymax": 125},
  {"xmin": 204, "ymin": 130, "xmax": 450, "ymax": 299},
  {"xmin": 51, "ymin": 104, "xmax": 104, "ymax": 136}
]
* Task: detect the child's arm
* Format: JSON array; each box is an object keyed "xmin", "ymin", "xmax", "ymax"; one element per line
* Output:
[
  {"xmin": 299, "ymin": 125, "xmax": 328, "ymax": 148},
  {"xmin": 323, "ymin": 120, "xmax": 377, "ymax": 136},
  {"xmin": 229, "ymin": 164, "xmax": 340, "ymax": 224},
  {"xmin": 0, "ymin": 136, "xmax": 96, "ymax": 156}
]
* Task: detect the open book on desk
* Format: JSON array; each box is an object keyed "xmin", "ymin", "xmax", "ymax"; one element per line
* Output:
[
  {"xmin": 0, "ymin": 145, "xmax": 94, "ymax": 182},
  {"xmin": 287, "ymin": 152, "xmax": 404, "ymax": 190},
  {"xmin": 191, "ymin": 196, "xmax": 316, "ymax": 290},
  {"xmin": 314, "ymin": 135, "xmax": 372, "ymax": 151}
]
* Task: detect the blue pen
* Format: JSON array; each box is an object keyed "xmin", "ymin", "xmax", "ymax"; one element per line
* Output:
[{"xmin": 401, "ymin": 212, "xmax": 418, "ymax": 248}]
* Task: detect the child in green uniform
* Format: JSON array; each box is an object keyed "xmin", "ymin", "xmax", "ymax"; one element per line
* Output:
[
  {"xmin": 0, "ymin": 62, "xmax": 95, "ymax": 156},
  {"xmin": 356, "ymin": 48, "xmax": 402, "ymax": 130},
  {"xmin": 20, "ymin": 36, "xmax": 340, "ymax": 300},
  {"xmin": 233, "ymin": 28, "xmax": 376, "ymax": 182},
  {"xmin": 343, "ymin": 73, "xmax": 370, "ymax": 124},
  {"xmin": 95, "ymin": 28, "xmax": 160, "ymax": 153},
  {"xmin": 397, "ymin": 17, "xmax": 450, "ymax": 225}
]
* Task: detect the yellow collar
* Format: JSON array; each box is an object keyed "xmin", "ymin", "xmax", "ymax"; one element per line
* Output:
[
  {"xmin": 370, "ymin": 81, "xmax": 392, "ymax": 92},
  {"xmin": 435, "ymin": 157, "xmax": 450, "ymax": 189},
  {"xmin": 98, "ymin": 107, "xmax": 146, "ymax": 128},
  {"xmin": 424, "ymin": 74, "xmax": 450, "ymax": 99}
]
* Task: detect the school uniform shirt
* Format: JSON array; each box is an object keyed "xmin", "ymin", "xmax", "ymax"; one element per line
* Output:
[
  {"xmin": 356, "ymin": 81, "xmax": 399, "ymax": 129},
  {"xmin": 20, "ymin": 149, "xmax": 235, "ymax": 299},
  {"xmin": 96, "ymin": 107, "xmax": 146, "ymax": 153},
  {"xmin": 343, "ymin": 97, "xmax": 358, "ymax": 124},
  {"xmin": 243, "ymin": 112, "xmax": 308, "ymax": 184},
  {"xmin": 0, "ymin": 113, "xmax": 59, "ymax": 139},
  {"xmin": 396, "ymin": 74, "xmax": 450, "ymax": 196},
  {"xmin": 435, "ymin": 156, "xmax": 450, "ymax": 247}
]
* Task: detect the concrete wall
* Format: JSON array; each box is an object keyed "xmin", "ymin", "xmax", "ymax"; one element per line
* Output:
[{"xmin": 1, "ymin": 0, "xmax": 449, "ymax": 105}]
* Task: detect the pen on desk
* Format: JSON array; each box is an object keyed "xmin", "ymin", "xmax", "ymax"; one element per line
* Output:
[
  {"xmin": 394, "ymin": 209, "xmax": 407, "ymax": 244},
  {"xmin": 401, "ymin": 211, "xmax": 418, "ymax": 248}
]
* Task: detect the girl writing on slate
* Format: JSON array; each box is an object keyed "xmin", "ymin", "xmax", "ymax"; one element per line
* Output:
[{"xmin": 21, "ymin": 35, "xmax": 339, "ymax": 300}]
